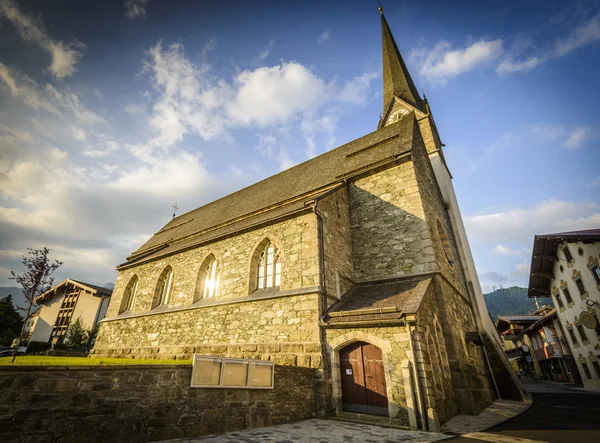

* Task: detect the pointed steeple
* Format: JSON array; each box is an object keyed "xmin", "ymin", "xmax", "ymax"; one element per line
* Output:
[{"xmin": 380, "ymin": 8, "xmax": 423, "ymax": 112}]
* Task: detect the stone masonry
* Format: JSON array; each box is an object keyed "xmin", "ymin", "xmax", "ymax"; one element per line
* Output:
[{"xmin": 0, "ymin": 364, "xmax": 316, "ymax": 443}]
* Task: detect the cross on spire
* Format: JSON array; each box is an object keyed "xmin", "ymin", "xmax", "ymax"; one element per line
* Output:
[{"xmin": 172, "ymin": 202, "xmax": 179, "ymax": 219}]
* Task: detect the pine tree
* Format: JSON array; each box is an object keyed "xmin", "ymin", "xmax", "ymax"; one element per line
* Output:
[
  {"xmin": 64, "ymin": 317, "xmax": 89, "ymax": 346},
  {"xmin": 0, "ymin": 295, "xmax": 24, "ymax": 347}
]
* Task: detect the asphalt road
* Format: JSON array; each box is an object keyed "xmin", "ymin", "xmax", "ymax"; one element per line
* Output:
[{"xmin": 449, "ymin": 378, "xmax": 600, "ymax": 443}]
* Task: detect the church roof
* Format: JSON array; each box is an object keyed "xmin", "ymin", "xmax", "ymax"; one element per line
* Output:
[
  {"xmin": 324, "ymin": 275, "xmax": 432, "ymax": 324},
  {"xmin": 381, "ymin": 11, "xmax": 423, "ymax": 112},
  {"xmin": 121, "ymin": 115, "xmax": 416, "ymax": 268}
]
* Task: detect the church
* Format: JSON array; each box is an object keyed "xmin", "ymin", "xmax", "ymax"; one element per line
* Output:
[{"xmin": 92, "ymin": 9, "xmax": 521, "ymax": 431}]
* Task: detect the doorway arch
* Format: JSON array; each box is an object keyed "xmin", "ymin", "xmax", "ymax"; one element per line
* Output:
[{"xmin": 339, "ymin": 341, "xmax": 389, "ymax": 416}]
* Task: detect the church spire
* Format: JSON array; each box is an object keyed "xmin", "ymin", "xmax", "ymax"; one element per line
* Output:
[{"xmin": 380, "ymin": 8, "xmax": 423, "ymax": 112}]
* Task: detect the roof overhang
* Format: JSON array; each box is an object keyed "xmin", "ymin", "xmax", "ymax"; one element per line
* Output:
[
  {"xmin": 527, "ymin": 229, "xmax": 600, "ymax": 298},
  {"xmin": 34, "ymin": 278, "xmax": 111, "ymax": 304}
]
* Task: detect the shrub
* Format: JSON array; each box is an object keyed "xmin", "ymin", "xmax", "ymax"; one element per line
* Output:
[
  {"xmin": 65, "ymin": 317, "xmax": 89, "ymax": 346},
  {"xmin": 27, "ymin": 341, "xmax": 51, "ymax": 353}
]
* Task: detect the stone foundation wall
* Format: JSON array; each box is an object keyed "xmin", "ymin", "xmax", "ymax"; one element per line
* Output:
[
  {"xmin": 93, "ymin": 293, "xmax": 322, "ymax": 368},
  {"xmin": 0, "ymin": 364, "xmax": 317, "ymax": 443}
]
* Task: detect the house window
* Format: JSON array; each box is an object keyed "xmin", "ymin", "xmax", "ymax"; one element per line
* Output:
[
  {"xmin": 575, "ymin": 278, "xmax": 586, "ymax": 296},
  {"xmin": 194, "ymin": 255, "xmax": 220, "ymax": 302},
  {"xmin": 554, "ymin": 292, "xmax": 564, "ymax": 309},
  {"xmin": 152, "ymin": 266, "xmax": 173, "ymax": 309},
  {"xmin": 591, "ymin": 266, "xmax": 600, "ymax": 285},
  {"xmin": 563, "ymin": 246, "xmax": 573, "ymax": 262},
  {"xmin": 592, "ymin": 361, "xmax": 600, "ymax": 378},
  {"xmin": 577, "ymin": 324, "xmax": 589, "ymax": 343},
  {"xmin": 577, "ymin": 247, "xmax": 584, "ymax": 257},
  {"xmin": 119, "ymin": 275, "xmax": 138, "ymax": 314},
  {"xmin": 568, "ymin": 328, "xmax": 578, "ymax": 345},
  {"xmin": 581, "ymin": 362, "xmax": 591, "ymax": 379},
  {"xmin": 51, "ymin": 286, "xmax": 80, "ymax": 340},
  {"xmin": 257, "ymin": 243, "xmax": 281, "ymax": 289},
  {"xmin": 191, "ymin": 355, "xmax": 274, "ymax": 389},
  {"xmin": 563, "ymin": 287, "xmax": 573, "ymax": 304}
]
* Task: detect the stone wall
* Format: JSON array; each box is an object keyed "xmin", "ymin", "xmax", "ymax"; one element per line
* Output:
[
  {"xmin": 93, "ymin": 293, "xmax": 322, "ymax": 367},
  {"xmin": 95, "ymin": 213, "xmax": 323, "ymax": 362},
  {"xmin": 319, "ymin": 187, "xmax": 354, "ymax": 304},
  {"xmin": 106, "ymin": 214, "xmax": 319, "ymax": 317},
  {"xmin": 421, "ymin": 276, "xmax": 496, "ymax": 417},
  {"xmin": 410, "ymin": 123, "xmax": 468, "ymax": 296},
  {"xmin": 0, "ymin": 364, "xmax": 317, "ymax": 443},
  {"xmin": 348, "ymin": 160, "xmax": 436, "ymax": 282}
]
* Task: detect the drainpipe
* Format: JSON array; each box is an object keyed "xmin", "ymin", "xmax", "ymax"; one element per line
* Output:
[{"xmin": 408, "ymin": 323, "xmax": 428, "ymax": 431}]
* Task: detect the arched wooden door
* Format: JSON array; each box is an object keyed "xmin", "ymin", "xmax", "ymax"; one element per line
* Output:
[{"xmin": 340, "ymin": 341, "xmax": 388, "ymax": 416}]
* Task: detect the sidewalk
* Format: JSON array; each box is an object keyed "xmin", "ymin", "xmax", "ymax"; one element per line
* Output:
[{"xmin": 441, "ymin": 398, "xmax": 532, "ymax": 435}]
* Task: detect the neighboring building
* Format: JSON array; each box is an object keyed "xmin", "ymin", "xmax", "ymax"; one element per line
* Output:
[
  {"xmin": 93, "ymin": 9, "xmax": 521, "ymax": 430},
  {"xmin": 22, "ymin": 310, "xmax": 40, "ymax": 342},
  {"xmin": 521, "ymin": 309, "xmax": 581, "ymax": 384},
  {"xmin": 28, "ymin": 279, "xmax": 112, "ymax": 344},
  {"xmin": 528, "ymin": 229, "xmax": 600, "ymax": 391},
  {"xmin": 496, "ymin": 314, "xmax": 541, "ymax": 375}
]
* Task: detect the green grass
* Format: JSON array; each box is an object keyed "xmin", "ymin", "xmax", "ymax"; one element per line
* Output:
[{"xmin": 0, "ymin": 356, "xmax": 192, "ymax": 366}]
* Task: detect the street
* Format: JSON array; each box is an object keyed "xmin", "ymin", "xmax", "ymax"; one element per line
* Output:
[{"xmin": 449, "ymin": 379, "xmax": 600, "ymax": 443}]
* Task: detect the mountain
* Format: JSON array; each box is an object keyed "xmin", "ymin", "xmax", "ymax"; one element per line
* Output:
[{"xmin": 483, "ymin": 286, "xmax": 553, "ymax": 320}]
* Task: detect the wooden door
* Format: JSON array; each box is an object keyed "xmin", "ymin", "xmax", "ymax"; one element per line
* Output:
[{"xmin": 340, "ymin": 342, "xmax": 388, "ymax": 416}]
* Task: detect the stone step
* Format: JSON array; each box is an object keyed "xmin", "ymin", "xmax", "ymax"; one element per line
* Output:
[{"xmin": 330, "ymin": 411, "xmax": 410, "ymax": 430}]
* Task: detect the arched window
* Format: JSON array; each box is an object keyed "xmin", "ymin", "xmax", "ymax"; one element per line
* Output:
[
  {"xmin": 257, "ymin": 242, "xmax": 281, "ymax": 289},
  {"xmin": 194, "ymin": 255, "xmax": 220, "ymax": 302},
  {"xmin": 152, "ymin": 266, "xmax": 173, "ymax": 309},
  {"xmin": 118, "ymin": 275, "xmax": 138, "ymax": 314}
]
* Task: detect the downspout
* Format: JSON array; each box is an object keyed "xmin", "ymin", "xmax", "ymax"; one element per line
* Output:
[{"xmin": 408, "ymin": 322, "xmax": 428, "ymax": 431}]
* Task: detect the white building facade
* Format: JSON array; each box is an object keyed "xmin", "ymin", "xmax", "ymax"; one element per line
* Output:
[
  {"xmin": 528, "ymin": 229, "xmax": 600, "ymax": 391},
  {"xmin": 29, "ymin": 279, "xmax": 112, "ymax": 344}
]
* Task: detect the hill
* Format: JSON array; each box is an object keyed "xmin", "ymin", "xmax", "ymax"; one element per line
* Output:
[{"xmin": 483, "ymin": 286, "xmax": 553, "ymax": 319}]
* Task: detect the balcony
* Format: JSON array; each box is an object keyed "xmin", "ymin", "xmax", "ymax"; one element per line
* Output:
[{"xmin": 532, "ymin": 340, "xmax": 570, "ymax": 361}]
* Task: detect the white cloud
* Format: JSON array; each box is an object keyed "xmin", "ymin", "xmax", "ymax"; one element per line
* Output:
[
  {"xmin": 45, "ymin": 84, "xmax": 108, "ymax": 125},
  {"xmin": 123, "ymin": 103, "xmax": 146, "ymax": 115},
  {"xmin": 492, "ymin": 245, "xmax": 523, "ymax": 256},
  {"xmin": 0, "ymin": 63, "xmax": 61, "ymax": 114},
  {"xmin": 227, "ymin": 63, "xmax": 327, "ymax": 126},
  {"xmin": 465, "ymin": 200, "xmax": 600, "ymax": 248},
  {"xmin": 593, "ymin": 177, "xmax": 600, "ymax": 186},
  {"xmin": 530, "ymin": 123, "xmax": 590, "ymax": 149},
  {"xmin": 515, "ymin": 262, "xmax": 529, "ymax": 277},
  {"xmin": 124, "ymin": 0, "xmax": 150, "ymax": 20},
  {"xmin": 71, "ymin": 127, "xmax": 87, "ymax": 141},
  {"xmin": 338, "ymin": 72, "xmax": 379, "ymax": 104},
  {"xmin": 497, "ymin": 55, "xmax": 545, "ymax": 74},
  {"xmin": 0, "ymin": 0, "xmax": 84, "ymax": 80},
  {"xmin": 565, "ymin": 126, "xmax": 590, "ymax": 149},
  {"xmin": 411, "ymin": 39, "xmax": 503, "ymax": 81},
  {"xmin": 256, "ymin": 40, "xmax": 274, "ymax": 62},
  {"xmin": 554, "ymin": 10, "xmax": 600, "ymax": 57},
  {"xmin": 318, "ymin": 31, "xmax": 330, "ymax": 44}
]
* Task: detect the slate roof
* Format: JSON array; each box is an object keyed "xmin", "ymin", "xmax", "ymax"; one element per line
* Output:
[
  {"xmin": 35, "ymin": 278, "xmax": 113, "ymax": 303},
  {"xmin": 381, "ymin": 12, "xmax": 423, "ymax": 111},
  {"xmin": 527, "ymin": 228, "xmax": 600, "ymax": 298},
  {"xmin": 324, "ymin": 275, "xmax": 432, "ymax": 324},
  {"xmin": 122, "ymin": 115, "xmax": 416, "ymax": 268}
]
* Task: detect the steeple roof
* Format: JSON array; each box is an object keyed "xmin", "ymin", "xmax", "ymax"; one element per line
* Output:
[{"xmin": 380, "ymin": 10, "xmax": 423, "ymax": 111}]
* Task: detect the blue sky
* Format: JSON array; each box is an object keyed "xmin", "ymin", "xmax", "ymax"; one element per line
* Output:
[{"xmin": 0, "ymin": 0, "xmax": 599, "ymax": 292}]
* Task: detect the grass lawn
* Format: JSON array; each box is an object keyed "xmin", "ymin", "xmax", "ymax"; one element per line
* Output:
[{"xmin": 0, "ymin": 356, "xmax": 192, "ymax": 366}]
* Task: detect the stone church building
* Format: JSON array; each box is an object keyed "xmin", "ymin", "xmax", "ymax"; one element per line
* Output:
[{"xmin": 93, "ymin": 10, "xmax": 520, "ymax": 431}]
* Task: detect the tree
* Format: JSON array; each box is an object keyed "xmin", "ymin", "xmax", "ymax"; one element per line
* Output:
[
  {"xmin": 0, "ymin": 295, "xmax": 24, "ymax": 347},
  {"xmin": 64, "ymin": 316, "xmax": 89, "ymax": 346},
  {"xmin": 10, "ymin": 248, "xmax": 62, "ymax": 362}
]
